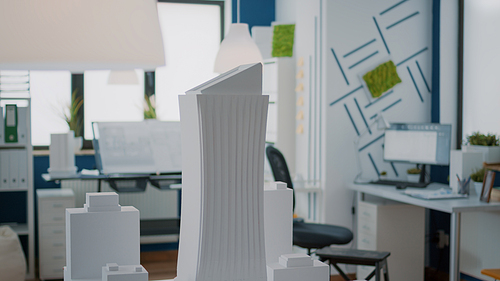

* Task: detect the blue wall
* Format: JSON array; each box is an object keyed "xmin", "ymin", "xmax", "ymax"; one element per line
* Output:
[{"xmin": 232, "ymin": 0, "xmax": 275, "ymax": 31}]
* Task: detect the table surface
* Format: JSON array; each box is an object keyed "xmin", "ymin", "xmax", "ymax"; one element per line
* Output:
[
  {"xmin": 350, "ymin": 182, "xmax": 500, "ymax": 213},
  {"xmin": 481, "ymin": 269, "xmax": 500, "ymax": 279}
]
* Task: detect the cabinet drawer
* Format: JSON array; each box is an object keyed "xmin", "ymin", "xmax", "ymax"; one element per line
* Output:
[
  {"xmin": 40, "ymin": 236, "xmax": 65, "ymax": 252},
  {"xmin": 39, "ymin": 199, "xmax": 73, "ymax": 216},
  {"xmin": 39, "ymin": 211, "xmax": 66, "ymax": 224},
  {"xmin": 40, "ymin": 250, "xmax": 65, "ymax": 263},
  {"xmin": 357, "ymin": 232, "xmax": 376, "ymax": 251},
  {"xmin": 39, "ymin": 224, "xmax": 65, "ymax": 238},
  {"xmin": 358, "ymin": 217, "xmax": 377, "ymax": 236},
  {"xmin": 39, "ymin": 261, "xmax": 65, "ymax": 279}
]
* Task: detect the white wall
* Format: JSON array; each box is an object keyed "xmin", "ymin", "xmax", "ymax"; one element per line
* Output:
[
  {"xmin": 275, "ymin": 0, "xmax": 296, "ymax": 23},
  {"xmin": 439, "ymin": 0, "xmax": 458, "ymax": 148},
  {"xmin": 295, "ymin": 0, "xmax": 433, "ymax": 230}
]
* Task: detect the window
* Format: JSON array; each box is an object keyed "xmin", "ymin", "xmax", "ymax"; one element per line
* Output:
[{"xmin": 30, "ymin": 0, "xmax": 224, "ymax": 146}]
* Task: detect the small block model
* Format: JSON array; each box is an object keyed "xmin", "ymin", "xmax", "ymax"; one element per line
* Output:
[
  {"xmin": 267, "ymin": 254, "xmax": 329, "ymax": 281},
  {"xmin": 102, "ymin": 264, "xmax": 148, "ymax": 281}
]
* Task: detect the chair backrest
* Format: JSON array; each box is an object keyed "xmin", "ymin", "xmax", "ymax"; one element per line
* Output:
[{"xmin": 265, "ymin": 145, "xmax": 295, "ymax": 210}]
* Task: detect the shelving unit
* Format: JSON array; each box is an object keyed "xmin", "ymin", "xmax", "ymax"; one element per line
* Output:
[{"xmin": 0, "ymin": 71, "xmax": 34, "ymax": 280}]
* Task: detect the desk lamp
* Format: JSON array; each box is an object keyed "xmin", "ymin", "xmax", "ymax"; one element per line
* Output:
[{"xmin": 354, "ymin": 113, "xmax": 391, "ymax": 184}]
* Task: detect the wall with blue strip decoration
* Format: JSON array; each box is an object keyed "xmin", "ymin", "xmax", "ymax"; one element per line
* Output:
[
  {"xmin": 324, "ymin": 0, "xmax": 432, "ymax": 184},
  {"xmin": 294, "ymin": 0, "xmax": 433, "ymax": 228}
]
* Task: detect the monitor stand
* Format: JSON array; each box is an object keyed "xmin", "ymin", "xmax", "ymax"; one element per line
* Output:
[{"xmin": 369, "ymin": 164, "xmax": 429, "ymax": 189}]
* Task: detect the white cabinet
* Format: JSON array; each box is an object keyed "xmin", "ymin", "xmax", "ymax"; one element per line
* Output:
[
  {"xmin": 0, "ymin": 72, "xmax": 34, "ymax": 279},
  {"xmin": 356, "ymin": 196, "xmax": 425, "ymax": 281},
  {"xmin": 263, "ymin": 58, "xmax": 296, "ymax": 175},
  {"xmin": 37, "ymin": 188, "xmax": 75, "ymax": 280}
]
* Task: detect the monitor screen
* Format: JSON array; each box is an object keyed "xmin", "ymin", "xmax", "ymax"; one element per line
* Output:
[{"xmin": 383, "ymin": 123, "xmax": 452, "ymax": 165}]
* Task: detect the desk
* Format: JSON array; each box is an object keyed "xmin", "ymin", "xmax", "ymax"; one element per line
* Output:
[{"xmin": 349, "ymin": 182, "xmax": 500, "ymax": 281}]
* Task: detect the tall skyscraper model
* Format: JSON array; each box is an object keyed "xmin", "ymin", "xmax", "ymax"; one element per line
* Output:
[{"xmin": 176, "ymin": 63, "xmax": 268, "ymax": 281}]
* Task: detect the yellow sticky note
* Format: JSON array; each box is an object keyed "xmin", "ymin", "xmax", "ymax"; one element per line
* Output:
[
  {"xmin": 295, "ymin": 83, "xmax": 304, "ymax": 92},
  {"xmin": 297, "ymin": 57, "xmax": 304, "ymax": 67},
  {"xmin": 296, "ymin": 70, "xmax": 304, "ymax": 79},
  {"xmin": 296, "ymin": 96, "xmax": 304, "ymax": 106},
  {"xmin": 296, "ymin": 124, "xmax": 304, "ymax": 134},
  {"xmin": 296, "ymin": 110, "xmax": 304, "ymax": 120}
]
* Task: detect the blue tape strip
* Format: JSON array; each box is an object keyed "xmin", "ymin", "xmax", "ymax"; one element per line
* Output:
[
  {"xmin": 382, "ymin": 98, "xmax": 403, "ymax": 111},
  {"xmin": 373, "ymin": 17, "xmax": 390, "ymax": 54},
  {"xmin": 396, "ymin": 47, "xmax": 428, "ymax": 66},
  {"xmin": 416, "ymin": 60, "xmax": 431, "ymax": 92},
  {"xmin": 343, "ymin": 39, "xmax": 377, "ymax": 58},
  {"xmin": 386, "ymin": 11, "xmax": 420, "ymax": 30},
  {"xmin": 331, "ymin": 48, "xmax": 349, "ymax": 85},
  {"xmin": 344, "ymin": 104, "xmax": 360, "ymax": 136},
  {"xmin": 349, "ymin": 51, "xmax": 379, "ymax": 69},
  {"xmin": 354, "ymin": 98, "xmax": 371, "ymax": 135},
  {"xmin": 380, "ymin": 0, "xmax": 409, "ymax": 15},
  {"xmin": 408, "ymin": 67, "xmax": 424, "ymax": 102},
  {"xmin": 368, "ymin": 153, "xmax": 380, "ymax": 176},
  {"xmin": 359, "ymin": 134, "xmax": 385, "ymax": 152},
  {"xmin": 365, "ymin": 90, "xmax": 394, "ymax": 108},
  {"xmin": 330, "ymin": 85, "xmax": 363, "ymax": 106},
  {"xmin": 391, "ymin": 162, "xmax": 399, "ymax": 177}
]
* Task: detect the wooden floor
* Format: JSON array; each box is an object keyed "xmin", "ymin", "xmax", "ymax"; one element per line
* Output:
[{"xmin": 33, "ymin": 250, "xmax": 459, "ymax": 281}]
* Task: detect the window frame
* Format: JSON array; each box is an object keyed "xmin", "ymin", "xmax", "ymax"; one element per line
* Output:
[{"xmin": 56, "ymin": 0, "xmax": 225, "ymax": 151}]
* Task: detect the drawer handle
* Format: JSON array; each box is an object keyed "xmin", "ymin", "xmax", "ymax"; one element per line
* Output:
[
  {"xmin": 53, "ymin": 268, "xmax": 63, "ymax": 273},
  {"xmin": 53, "ymin": 203, "xmax": 64, "ymax": 208},
  {"xmin": 53, "ymin": 255, "xmax": 64, "ymax": 260},
  {"xmin": 53, "ymin": 243, "xmax": 64, "ymax": 247}
]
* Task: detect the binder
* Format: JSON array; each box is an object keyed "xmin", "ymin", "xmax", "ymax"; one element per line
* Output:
[
  {"xmin": 4, "ymin": 104, "xmax": 18, "ymax": 143},
  {"xmin": 0, "ymin": 107, "xmax": 4, "ymax": 144},
  {"xmin": 17, "ymin": 107, "xmax": 27, "ymax": 144},
  {"xmin": 17, "ymin": 149, "xmax": 27, "ymax": 189},
  {"xmin": 0, "ymin": 150, "xmax": 9, "ymax": 188},
  {"xmin": 9, "ymin": 150, "xmax": 19, "ymax": 188}
]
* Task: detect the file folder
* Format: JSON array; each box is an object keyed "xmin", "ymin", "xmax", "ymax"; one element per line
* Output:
[
  {"xmin": 17, "ymin": 150, "xmax": 27, "ymax": 189},
  {"xmin": 0, "ymin": 107, "xmax": 4, "ymax": 144},
  {"xmin": 4, "ymin": 104, "xmax": 18, "ymax": 143},
  {"xmin": 0, "ymin": 150, "xmax": 9, "ymax": 188},
  {"xmin": 9, "ymin": 150, "xmax": 19, "ymax": 188},
  {"xmin": 17, "ymin": 107, "xmax": 27, "ymax": 144}
]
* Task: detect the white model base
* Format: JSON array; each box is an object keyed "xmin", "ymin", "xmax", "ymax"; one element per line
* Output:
[
  {"xmin": 267, "ymin": 254, "xmax": 329, "ymax": 281},
  {"xmin": 102, "ymin": 263, "xmax": 148, "ymax": 281}
]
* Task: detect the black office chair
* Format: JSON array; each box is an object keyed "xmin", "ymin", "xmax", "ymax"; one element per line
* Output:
[{"xmin": 265, "ymin": 145, "xmax": 353, "ymax": 254}]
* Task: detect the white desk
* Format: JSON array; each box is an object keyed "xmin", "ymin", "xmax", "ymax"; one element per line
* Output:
[{"xmin": 349, "ymin": 182, "xmax": 500, "ymax": 281}]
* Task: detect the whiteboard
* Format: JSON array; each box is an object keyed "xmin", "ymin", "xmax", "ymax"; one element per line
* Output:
[{"xmin": 93, "ymin": 120, "xmax": 182, "ymax": 174}]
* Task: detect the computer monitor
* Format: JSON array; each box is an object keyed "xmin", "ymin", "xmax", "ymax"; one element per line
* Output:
[{"xmin": 383, "ymin": 123, "xmax": 452, "ymax": 165}]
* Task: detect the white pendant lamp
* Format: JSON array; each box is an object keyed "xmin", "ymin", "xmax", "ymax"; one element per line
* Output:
[
  {"xmin": 0, "ymin": 0, "xmax": 165, "ymax": 72},
  {"xmin": 213, "ymin": 0, "xmax": 262, "ymax": 73}
]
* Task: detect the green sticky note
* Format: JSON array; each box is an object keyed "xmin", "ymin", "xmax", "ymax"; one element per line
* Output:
[
  {"xmin": 362, "ymin": 60, "xmax": 401, "ymax": 98},
  {"xmin": 272, "ymin": 24, "xmax": 295, "ymax": 57}
]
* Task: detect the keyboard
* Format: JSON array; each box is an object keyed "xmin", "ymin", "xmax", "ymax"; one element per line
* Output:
[{"xmin": 370, "ymin": 179, "xmax": 429, "ymax": 188}]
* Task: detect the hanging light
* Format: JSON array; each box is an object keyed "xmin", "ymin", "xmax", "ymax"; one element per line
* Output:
[{"xmin": 213, "ymin": 0, "xmax": 262, "ymax": 73}]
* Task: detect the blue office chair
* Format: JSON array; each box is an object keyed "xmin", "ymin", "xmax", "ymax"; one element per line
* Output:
[{"xmin": 265, "ymin": 145, "xmax": 353, "ymax": 254}]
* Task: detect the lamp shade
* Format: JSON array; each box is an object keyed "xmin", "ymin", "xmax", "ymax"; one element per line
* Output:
[
  {"xmin": 0, "ymin": 0, "xmax": 165, "ymax": 72},
  {"xmin": 214, "ymin": 23, "xmax": 263, "ymax": 74}
]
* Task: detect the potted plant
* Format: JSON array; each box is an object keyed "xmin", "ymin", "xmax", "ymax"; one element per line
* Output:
[
  {"xmin": 463, "ymin": 132, "xmax": 500, "ymax": 163},
  {"xmin": 57, "ymin": 89, "xmax": 84, "ymax": 151},
  {"xmin": 470, "ymin": 168, "xmax": 486, "ymax": 196},
  {"xmin": 407, "ymin": 167, "xmax": 421, "ymax": 183}
]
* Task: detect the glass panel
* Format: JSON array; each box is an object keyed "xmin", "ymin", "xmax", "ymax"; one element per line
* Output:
[
  {"xmin": 30, "ymin": 71, "xmax": 71, "ymax": 146},
  {"xmin": 83, "ymin": 70, "xmax": 145, "ymax": 140},
  {"xmin": 155, "ymin": 3, "xmax": 221, "ymax": 121},
  {"xmin": 463, "ymin": 0, "xmax": 500, "ymax": 138}
]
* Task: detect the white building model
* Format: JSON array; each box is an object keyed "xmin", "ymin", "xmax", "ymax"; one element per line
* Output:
[
  {"xmin": 176, "ymin": 63, "xmax": 268, "ymax": 281},
  {"xmin": 64, "ymin": 192, "xmax": 146, "ymax": 281}
]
